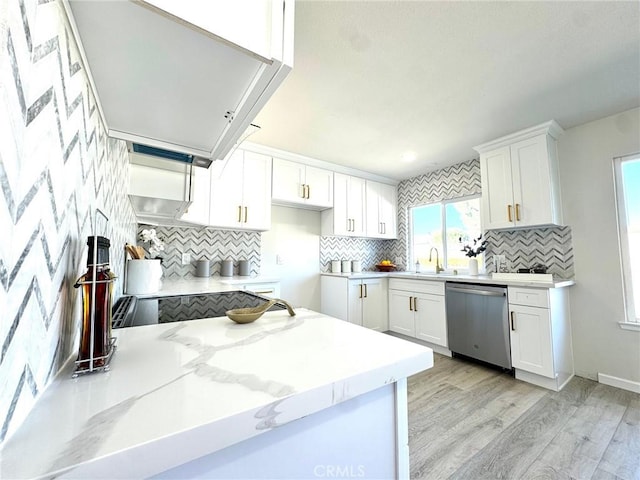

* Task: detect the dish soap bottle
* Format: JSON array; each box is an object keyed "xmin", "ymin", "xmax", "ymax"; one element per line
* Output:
[
  {"xmin": 415, "ymin": 260, "xmax": 421, "ymax": 273},
  {"xmin": 74, "ymin": 236, "xmax": 116, "ymax": 373}
]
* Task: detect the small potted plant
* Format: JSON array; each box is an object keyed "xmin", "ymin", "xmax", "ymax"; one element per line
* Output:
[{"xmin": 459, "ymin": 234, "xmax": 487, "ymax": 275}]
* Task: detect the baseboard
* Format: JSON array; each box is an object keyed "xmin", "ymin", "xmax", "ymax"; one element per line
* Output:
[{"xmin": 598, "ymin": 373, "xmax": 640, "ymax": 394}]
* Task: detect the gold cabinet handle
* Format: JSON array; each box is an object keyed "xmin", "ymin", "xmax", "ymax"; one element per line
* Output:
[
  {"xmin": 507, "ymin": 204, "xmax": 513, "ymax": 222},
  {"xmin": 306, "ymin": 184, "xmax": 310, "ymax": 199},
  {"xmin": 515, "ymin": 203, "xmax": 521, "ymax": 221},
  {"xmin": 510, "ymin": 311, "xmax": 515, "ymax": 331},
  {"xmin": 409, "ymin": 296, "xmax": 413, "ymax": 311},
  {"xmin": 359, "ymin": 284, "xmax": 363, "ymax": 299},
  {"xmin": 413, "ymin": 297, "xmax": 417, "ymax": 312},
  {"xmin": 238, "ymin": 205, "xmax": 242, "ymax": 222},
  {"xmin": 364, "ymin": 283, "xmax": 368, "ymax": 298},
  {"xmin": 244, "ymin": 206, "xmax": 248, "ymax": 223}
]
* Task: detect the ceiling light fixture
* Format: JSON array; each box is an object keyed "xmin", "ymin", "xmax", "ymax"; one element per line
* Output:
[{"xmin": 401, "ymin": 152, "xmax": 417, "ymax": 162}]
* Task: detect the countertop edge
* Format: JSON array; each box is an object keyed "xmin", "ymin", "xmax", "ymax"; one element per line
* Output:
[
  {"xmin": 321, "ymin": 271, "xmax": 575, "ymax": 288},
  {"xmin": 61, "ymin": 348, "xmax": 433, "ymax": 479}
]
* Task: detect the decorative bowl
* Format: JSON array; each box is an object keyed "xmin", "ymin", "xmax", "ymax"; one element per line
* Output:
[
  {"xmin": 226, "ymin": 299, "xmax": 276, "ymax": 324},
  {"xmin": 375, "ymin": 263, "xmax": 396, "ymax": 272}
]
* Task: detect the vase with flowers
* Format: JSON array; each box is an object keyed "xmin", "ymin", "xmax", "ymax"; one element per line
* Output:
[{"xmin": 459, "ymin": 234, "xmax": 487, "ymax": 276}]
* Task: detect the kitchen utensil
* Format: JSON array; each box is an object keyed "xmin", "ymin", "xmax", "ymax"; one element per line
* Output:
[
  {"xmin": 226, "ymin": 297, "xmax": 295, "ymax": 323},
  {"xmin": 226, "ymin": 299, "xmax": 277, "ymax": 324},
  {"xmin": 125, "ymin": 243, "xmax": 142, "ymax": 259}
]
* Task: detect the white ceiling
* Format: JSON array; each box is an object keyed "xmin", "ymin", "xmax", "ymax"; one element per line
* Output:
[{"xmin": 251, "ymin": 1, "xmax": 640, "ymax": 180}]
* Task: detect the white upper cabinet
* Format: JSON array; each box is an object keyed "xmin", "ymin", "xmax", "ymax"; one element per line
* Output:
[
  {"xmin": 322, "ymin": 173, "xmax": 366, "ymax": 237},
  {"xmin": 271, "ymin": 158, "xmax": 334, "ymax": 209},
  {"xmin": 474, "ymin": 120, "xmax": 564, "ymax": 230},
  {"xmin": 365, "ymin": 181, "xmax": 397, "ymax": 239},
  {"xmin": 209, "ymin": 150, "xmax": 272, "ymax": 231},
  {"xmin": 64, "ymin": 0, "xmax": 294, "ymax": 161},
  {"xmin": 181, "ymin": 166, "xmax": 212, "ymax": 226}
]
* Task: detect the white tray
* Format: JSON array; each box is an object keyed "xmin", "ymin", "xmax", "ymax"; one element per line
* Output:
[{"xmin": 491, "ymin": 272, "xmax": 553, "ymax": 283}]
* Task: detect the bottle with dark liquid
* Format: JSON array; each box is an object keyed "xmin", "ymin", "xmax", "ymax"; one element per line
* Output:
[{"xmin": 74, "ymin": 236, "xmax": 115, "ymax": 371}]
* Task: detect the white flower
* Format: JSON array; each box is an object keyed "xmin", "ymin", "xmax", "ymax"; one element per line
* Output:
[{"xmin": 139, "ymin": 229, "xmax": 165, "ymax": 258}]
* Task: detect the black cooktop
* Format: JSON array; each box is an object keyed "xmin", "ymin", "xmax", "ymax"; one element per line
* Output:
[{"xmin": 113, "ymin": 291, "xmax": 285, "ymax": 328}]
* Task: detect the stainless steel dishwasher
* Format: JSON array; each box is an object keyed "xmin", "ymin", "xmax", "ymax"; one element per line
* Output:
[{"xmin": 445, "ymin": 282, "xmax": 512, "ymax": 370}]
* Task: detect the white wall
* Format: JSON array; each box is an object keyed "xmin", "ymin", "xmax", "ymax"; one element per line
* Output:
[
  {"xmin": 261, "ymin": 206, "xmax": 321, "ymax": 310},
  {"xmin": 557, "ymin": 107, "xmax": 640, "ymax": 385}
]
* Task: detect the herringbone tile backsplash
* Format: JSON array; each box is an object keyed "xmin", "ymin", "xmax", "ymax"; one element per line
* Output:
[
  {"xmin": 137, "ymin": 225, "xmax": 261, "ymax": 277},
  {"xmin": 0, "ymin": 0, "xmax": 136, "ymax": 441},
  {"xmin": 319, "ymin": 236, "xmax": 395, "ymax": 272},
  {"xmin": 485, "ymin": 226, "xmax": 574, "ymax": 277},
  {"xmin": 393, "ymin": 159, "xmax": 482, "ymax": 269}
]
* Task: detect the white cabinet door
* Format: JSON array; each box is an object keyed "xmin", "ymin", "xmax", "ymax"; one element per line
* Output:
[
  {"xmin": 480, "ymin": 146, "xmax": 515, "ymax": 230},
  {"xmin": 378, "ymin": 182, "xmax": 397, "ymax": 239},
  {"xmin": 272, "ymin": 158, "xmax": 306, "ymax": 204},
  {"xmin": 414, "ymin": 293, "xmax": 447, "ymax": 347},
  {"xmin": 210, "ymin": 150, "xmax": 271, "ymax": 230},
  {"xmin": 509, "ymin": 304, "xmax": 554, "ymax": 378},
  {"xmin": 347, "ymin": 176, "xmax": 366, "ymax": 237},
  {"xmin": 330, "ymin": 173, "xmax": 351, "ymax": 236},
  {"xmin": 347, "ymin": 280, "xmax": 364, "ymax": 326},
  {"xmin": 272, "ymin": 159, "xmax": 334, "ymax": 209},
  {"xmin": 304, "ymin": 165, "xmax": 334, "ymax": 208},
  {"xmin": 181, "ymin": 166, "xmax": 211, "ymax": 225},
  {"xmin": 477, "ymin": 122, "xmax": 563, "ymax": 230},
  {"xmin": 362, "ymin": 278, "xmax": 388, "ymax": 332},
  {"xmin": 388, "ymin": 290, "xmax": 415, "ymax": 337},
  {"xmin": 510, "ymin": 135, "xmax": 554, "ymax": 228},
  {"xmin": 366, "ymin": 181, "xmax": 397, "ymax": 238},
  {"xmin": 210, "ymin": 150, "xmax": 245, "ymax": 228},
  {"xmin": 242, "ymin": 151, "xmax": 272, "ymax": 230}
]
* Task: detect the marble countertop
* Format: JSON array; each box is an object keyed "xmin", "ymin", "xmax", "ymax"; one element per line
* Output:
[
  {"xmin": 0, "ymin": 309, "xmax": 433, "ymax": 479},
  {"xmin": 135, "ymin": 275, "xmax": 282, "ymax": 298},
  {"xmin": 321, "ymin": 271, "xmax": 575, "ymax": 288}
]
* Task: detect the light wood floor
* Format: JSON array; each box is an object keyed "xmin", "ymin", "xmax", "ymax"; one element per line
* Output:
[{"xmin": 408, "ymin": 354, "xmax": 640, "ymax": 480}]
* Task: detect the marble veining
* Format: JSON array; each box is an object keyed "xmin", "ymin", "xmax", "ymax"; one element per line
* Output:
[{"xmin": 0, "ymin": 309, "xmax": 433, "ymax": 479}]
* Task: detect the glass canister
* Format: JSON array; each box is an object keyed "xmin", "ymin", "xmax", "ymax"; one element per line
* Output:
[{"xmin": 74, "ymin": 236, "xmax": 115, "ymax": 373}]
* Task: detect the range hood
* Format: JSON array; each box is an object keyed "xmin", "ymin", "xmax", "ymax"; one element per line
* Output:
[{"xmin": 128, "ymin": 150, "xmax": 195, "ymax": 223}]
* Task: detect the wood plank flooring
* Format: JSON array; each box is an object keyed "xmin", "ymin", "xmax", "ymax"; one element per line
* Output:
[{"xmin": 408, "ymin": 354, "xmax": 640, "ymax": 480}]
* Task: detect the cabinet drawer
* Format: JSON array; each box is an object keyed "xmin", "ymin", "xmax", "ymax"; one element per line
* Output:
[
  {"xmin": 389, "ymin": 278, "xmax": 444, "ymax": 295},
  {"xmin": 508, "ymin": 287, "xmax": 549, "ymax": 308}
]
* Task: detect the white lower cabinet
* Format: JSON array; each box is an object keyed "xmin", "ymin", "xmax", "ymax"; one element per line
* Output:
[
  {"xmin": 321, "ymin": 276, "xmax": 388, "ymax": 331},
  {"xmin": 388, "ymin": 279, "xmax": 447, "ymax": 348},
  {"xmin": 508, "ymin": 286, "xmax": 574, "ymax": 391}
]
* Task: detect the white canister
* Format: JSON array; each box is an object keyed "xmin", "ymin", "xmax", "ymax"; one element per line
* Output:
[
  {"xmin": 331, "ymin": 260, "xmax": 341, "ymax": 273},
  {"xmin": 341, "ymin": 260, "xmax": 351, "ymax": 274},
  {"xmin": 352, "ymin": 260, "xmax": 362, "ymax": 273},
  {"xmin": 125, "ymin": 259, "xmax": 162, "ymax": 294}
]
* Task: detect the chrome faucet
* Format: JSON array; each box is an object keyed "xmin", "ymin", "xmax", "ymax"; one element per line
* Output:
[{"xmin": 428, "ymin": 247, "xmax": 444, "ymax": 273}]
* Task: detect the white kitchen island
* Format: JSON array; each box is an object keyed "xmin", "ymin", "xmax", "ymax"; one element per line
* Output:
[{"xmin": 0, "ymin": 308, "xmax": 433, "ymax": 479}]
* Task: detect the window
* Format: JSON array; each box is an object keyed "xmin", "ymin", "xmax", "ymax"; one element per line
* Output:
[
  {"xmin": 411, "ymin": 195, "xmax": 482, "ymax": 271},
  {"xmin": 614, "ymin": 154, "xmax": 640, "ymax": 325}
]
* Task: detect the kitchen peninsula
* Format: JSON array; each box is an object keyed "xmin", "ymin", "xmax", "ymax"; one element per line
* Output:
[{"xmin": 0, "ymin": 306, "xmax": 432, "ymax": 479}]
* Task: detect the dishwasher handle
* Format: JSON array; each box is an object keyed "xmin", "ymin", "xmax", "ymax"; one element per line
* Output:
[{"xmin": 446, "ymin": 286, "xmax": 506, "ymax": 297}]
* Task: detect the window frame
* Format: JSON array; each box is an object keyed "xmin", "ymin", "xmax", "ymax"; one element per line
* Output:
[
  {"xmin": 613, "ymin": 153, "xmax": 640, "ymax": 328},
  {"xmin": 409, "ymin": 194, "xmax": 482, "ymax": 272}
]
